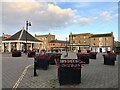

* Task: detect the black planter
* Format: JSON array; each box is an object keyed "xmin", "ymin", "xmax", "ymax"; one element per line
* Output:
[
  {"xmin": 12, "ymin": 50, "xmax": 21, "ymax": 57},
  {"xmin": 103, "ymin": 55, "xmax": 116, "ymax": 65},
  {"xmin": 116, "ymin": 51, "xmax": 119, "ymax": 55},
  {"xmin": 87, "ymin": 50, "xmax": 90, "ymax": 53},
  {"xmin": 48, "ymin": 53, "xmax": 62, "ymax": 65},
  {"xmin": 90, "ymin": 52, "xmax": 97, "ymax": 59},
  {"xmin": 107, "ymin": 51, "xmax": 111, "ymax": 54},
  {"xmin": 28, "ymin": 51, "xmax": 35, "ymax": 57},
  {"xmin": 58, "ymin": 59, "xmax": 81, "ymax": 85},
  {"xmin": 78, "ymin": 50, "xmax": 81, "ymax": 53},
  {"xmin": 47, "ymin": 54, "xmax": 55, "ymax": 65},
  {"xmin": 77, "ymin": 53, "xmax": 89, "ymax": 64},
  {"xmin": 35, "ymin": 56, "xmax": 49, "ymax": 70}
]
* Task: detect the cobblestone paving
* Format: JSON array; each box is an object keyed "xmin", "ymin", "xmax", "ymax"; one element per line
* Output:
[{"xmin": 18, "ymin": 53, "xmax": 118, "ymax": 88}]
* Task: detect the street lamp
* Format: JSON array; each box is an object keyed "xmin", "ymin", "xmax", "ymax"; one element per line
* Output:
[{"xmin": 25, "ymin": 20, "xmax": 31, "ymax": 54}]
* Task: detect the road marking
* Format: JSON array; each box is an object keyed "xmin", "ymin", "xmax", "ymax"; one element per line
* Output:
[{"xmin": 12, "ymin": 64, "xmax": 33, "ymax": 90}]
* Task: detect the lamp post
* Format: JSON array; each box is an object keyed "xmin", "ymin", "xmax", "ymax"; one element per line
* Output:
[{"xmin": 25, "ymin": 20, "xmax": 31, "ymax": 54}]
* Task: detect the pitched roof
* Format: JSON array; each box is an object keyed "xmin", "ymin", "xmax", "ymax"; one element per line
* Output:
[
  {"xmin": 4, "ymin": 29, "xmax": 42, "ymax": 42},
  {"xmin": 35, "ymin": 33, "xmax": 55, "ymax": 37},
  {"xmin": 4, "ymin": 34, "xmax": 11, "ymax": 38},
  {"xmin": 49, "ymin": 40, "xmax": 69, "ymax": 44},
  {"xmin": 70, "ymin": 33, "xmax": 91, "ymax": 36},
  {"xmin": 90, "ymin": 32, "xmax": 113, "ymax": 38}
]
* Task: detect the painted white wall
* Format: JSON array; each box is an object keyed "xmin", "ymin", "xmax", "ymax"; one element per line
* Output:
[
  {"xmin": 108, "ymin": 47, "xmax": 111, "ymax": 51},
  {"xmin": 2, "ymin": 43, "xmax": 4, "ymax": 52},
  {"xmin": 17, "ymin": 43, "xmax": 20, "ymax": 50},
  {"xmin": 92, "ymin": 47, "xmax": 96, "ymax": 52},
  {"xmin": 8, "ymin": 43, "xmax": 11, "ymax": 52},
  {"xmin": 102, "ymin": 48, "xmax": 105, "ymax": 52},
  {"xmin": 97, "ymin": 47, "xmax": 99, "ymax": 52}
]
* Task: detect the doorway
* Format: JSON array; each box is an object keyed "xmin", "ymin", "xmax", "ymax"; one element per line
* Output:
[{"xmin": 100, "ymin": 48, "xmax": 102, "ymax": 53}]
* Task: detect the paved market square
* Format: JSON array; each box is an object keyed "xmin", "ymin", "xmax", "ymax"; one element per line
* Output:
[{"xmin": 13, "ymin": 52, "xmax": 119, "ymax": 88}]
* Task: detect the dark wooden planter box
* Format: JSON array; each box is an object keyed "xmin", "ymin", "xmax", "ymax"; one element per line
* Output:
[
  {"xmin": 35, "ymin": 56, "xmax": 49, "ymax": 70},
  {"xmin": 103, "ymin": 54, "xmax": 116, "ymax": 65},
  {"xmin": 90, "ymin": 52, "xmax": 97, "ymax": 59},
  {"xmin": 48, "ymin": 53, "xmax": 62, "ymax": 65},
  {"xmin": 107, "ymin": 51, "xmax": 111, "ymax": 54},
  {"xmin": 77, "ymin": 53, "xmax": 89, "ymax": 64},
  {"xmin": 87, "ymin": 50, "xmax": 90, "ymax": 53},
  {"xmin": 58, "ymin": 59, "xmax": 81, "ymax": 85},
  {"xmin": 116, "ymin": 51, "xmax": 119, "ymax": 55},
  {"xmin": 28, "ymin": 51, "xmax": 35, "ymax": 57},
  {"xmin": 78, "ymin": 50, "xmax": 81, "ymax": 53},
  {"xmin": 48, "ymin": 54, "xmax": 56, "ymax": 65},
  {"xmin": 12, "ymin": 51, "xmax": 21, "ymax": 57}
]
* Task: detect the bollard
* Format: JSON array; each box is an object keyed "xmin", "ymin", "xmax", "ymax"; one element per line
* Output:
[{"xmin": 34, "ymin": 59, "xmax": 37, "ymax": 76}]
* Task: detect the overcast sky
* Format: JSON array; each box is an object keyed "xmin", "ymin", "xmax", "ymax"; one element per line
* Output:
[{"xmin": 1, "ymin": 0, "xmax": 119, "ymax": 41}]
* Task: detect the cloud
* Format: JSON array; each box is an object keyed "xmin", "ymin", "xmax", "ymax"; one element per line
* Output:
[
  {"xmin": 2, "ymin": 1, "xmax": 118, "ymax": 36},
  {"xmin": 99, "ymin": 11, "xmax": 113, "ymax": 21},
  {"xmin": 114, "ymin": 13, "xmax": 120, "ymax": 17},
  {"xmin": 2, "ymin": 1, "xmax": 77, "ymax": 34},
  {"xmin": 76, "ymin": 17, "xmax": 97, "ymax": 25},
  {"xmin": 64, "ymin": 17, "xmax": 98, "ymax": 26},
  {"xmin": 2, "ymin": 0, "xmax": 36, "ymax": 2}
]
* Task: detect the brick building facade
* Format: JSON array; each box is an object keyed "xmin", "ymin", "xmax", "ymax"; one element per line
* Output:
[
  {"xmin": 35, "ymin": 33, "xmax": 55, "ymax": 50},
  {"xmin": 69, "ymin": 32, "xmax": 91, "ymax": 51},
  {"xmin": 69, "ymin": 32, "xmax": 114, "ymax": 52},
  {"xmin": 49, "ymin": 39, "xmax": 68, "ymax": 51},
  {"xmin": 90, "ymin": 32, "xmax": 114, "ymax": 52}
]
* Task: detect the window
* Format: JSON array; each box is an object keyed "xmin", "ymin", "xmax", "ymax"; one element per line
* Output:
[
  {"xmin": 99, "ymin": 37, "xmax": 102, "ymax": 41},
  {"xmin": 106, "ymin": 37, "xmax": 108, "ymax": 41},
  {"xmin": 73, "ymin": 37, "xmax": 75, "ymax": 39},
  {"xmin": 106, "ymin": 43, "xmax": 108, "ymax": 46},
  {"xmin": 99, "ymin": 42, "xmax": 102, "ymax": 46},
  {"xmin": 94, "ymin": 38, "xmax": 95, "ymax": 40}
]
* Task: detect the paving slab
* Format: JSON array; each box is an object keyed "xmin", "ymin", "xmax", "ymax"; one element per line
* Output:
[{"xmin": 17, "ymin": 53, "xmax": 118, "ymax": 88}]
